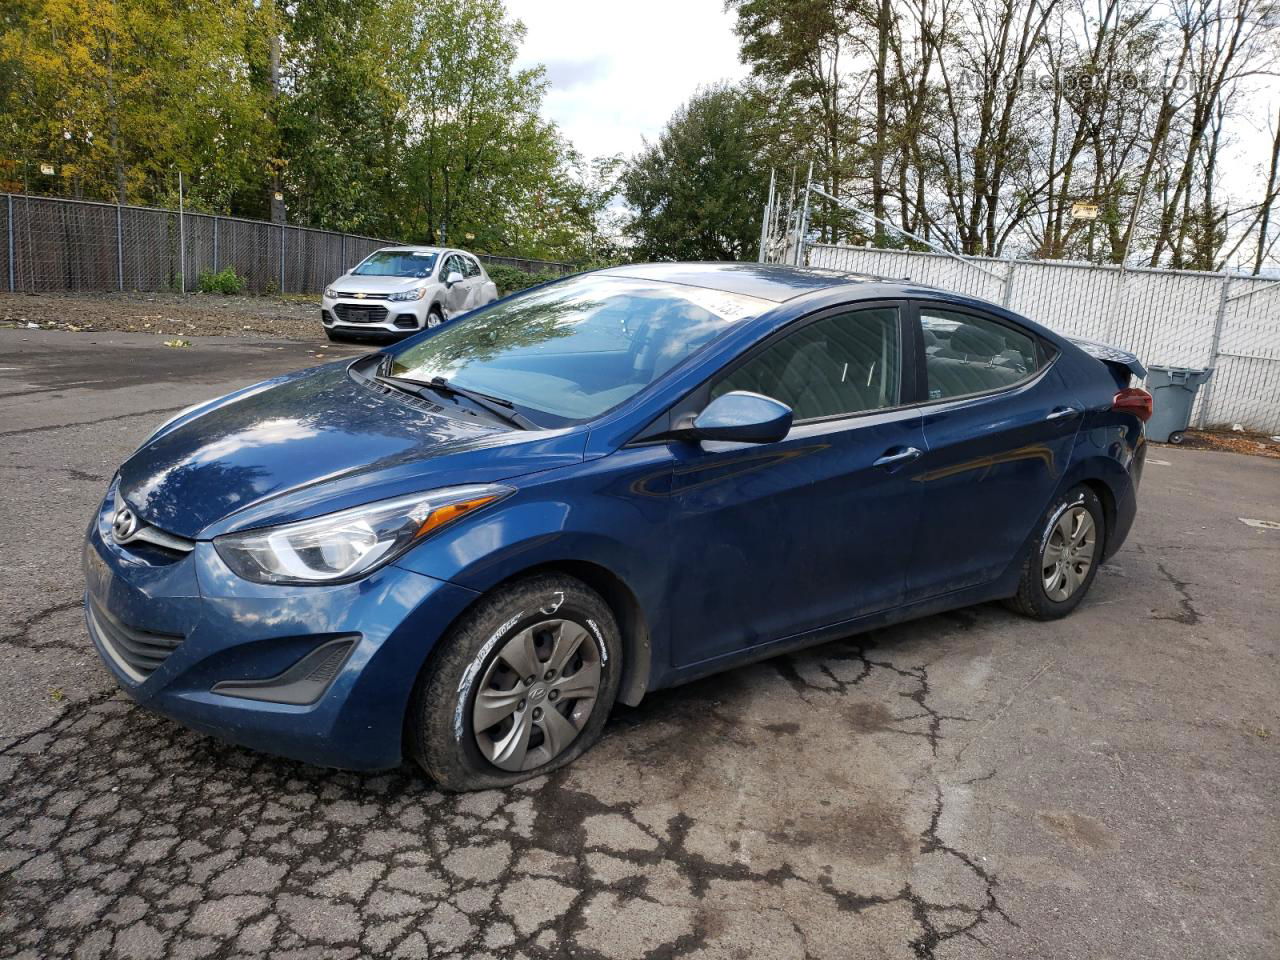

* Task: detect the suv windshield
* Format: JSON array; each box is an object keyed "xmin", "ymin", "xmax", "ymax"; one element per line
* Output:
[
  {"xmin": 388, "ymin": 274, "xmax": 767, "ymax": 425},
  {"xmin": 352, "ymin": 251, "xmax": 438, "ymax": 278}
]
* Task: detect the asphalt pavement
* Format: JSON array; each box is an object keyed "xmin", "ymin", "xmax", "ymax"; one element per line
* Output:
[{"xmin": 1, "ymin": 328, "xmax": 1277, "ymax": 959}]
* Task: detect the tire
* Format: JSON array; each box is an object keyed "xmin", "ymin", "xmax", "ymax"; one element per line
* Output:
[
  {"xmin": 1168, "ymin": 430, "xmax": 1185, "ymax": 444},
  {"xmin": 1004, "ymin": 484, "xmax": 1105, "ymax": 620},
  {"xmin": 426, "ymin": 306, "xmax": 445, "ymax": 329},
  {"xmin": 325, "ymin": 328, "xmax": 348, "ymax": 343},
  {"xmin": 409, "ymin": 574, "xmax": 622, "ymax": 791}
]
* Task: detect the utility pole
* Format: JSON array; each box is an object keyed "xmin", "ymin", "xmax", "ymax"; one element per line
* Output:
[{"xmin": 267, "ymin": 0, "xmax": 286, "ymax": 225}]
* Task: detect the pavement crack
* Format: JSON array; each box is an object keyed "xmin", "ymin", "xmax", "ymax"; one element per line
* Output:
[
  {"xmin": 1152, "ymin": 561, "xmax": 1202, "ymax": 625},
  {"xmin": 0, "ymin": 403, "xmax": 188, "ymax": 439}
]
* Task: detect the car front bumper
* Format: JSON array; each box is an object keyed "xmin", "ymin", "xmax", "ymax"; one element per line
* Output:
[
  {"xmin": 321, "ymin": 294, "xmax": 431, "ymax": 335},
  {"xmin": 81, "ymin": 496, "xmax": 479, "ymax": 771}
]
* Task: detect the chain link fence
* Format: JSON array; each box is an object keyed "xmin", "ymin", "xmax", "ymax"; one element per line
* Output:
[
  {"xmin": 2, "ymin": 193, "xmax": 574, "ymax": 297},
  {"xmin": 804, "ymin": 243, "xmax": 1280, "ymax": 435}
]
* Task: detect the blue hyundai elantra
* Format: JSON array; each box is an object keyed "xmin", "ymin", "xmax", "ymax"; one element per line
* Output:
[{"xmin": 83, "ymin": 263, "xmax": 1151, "ymax": 790}]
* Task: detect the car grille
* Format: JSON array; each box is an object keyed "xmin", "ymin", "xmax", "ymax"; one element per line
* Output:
[
  {"xmin": 333, "ymin": 303, "xmax": 389, "ymax": 324},
  {"xmin": 87, "ymin": 596, "xmax": 184, "ymax": 682}
]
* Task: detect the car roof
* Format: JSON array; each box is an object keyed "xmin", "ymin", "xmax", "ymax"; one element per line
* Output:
[
  {"xmin": 377, "ymin": 246, "xmax": 446, "ymax": 255},
  {"xmin": 596, "ymin": 262, "xmax": 888, "ymax": 303}
]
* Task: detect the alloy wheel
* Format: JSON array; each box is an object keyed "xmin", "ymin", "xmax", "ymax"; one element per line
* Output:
[
  {"xmin": 472, "ymin": 618, "xmax": 601, "ymax": 772},
  {"xmin": 1042, "ymin": 505, "xmax": 1096, "ymax": 602}
]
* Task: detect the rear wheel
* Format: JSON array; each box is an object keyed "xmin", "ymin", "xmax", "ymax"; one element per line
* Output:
[
  {"xmin": 409, "ymin": 574, "xmax": 621, "ymax": 791},
  {"xmin": 1168, "ymin": 430, "xmax": 1185, "ymax": 444},
  {"xmin": 1005, "ymin": 484, "xmax": 1105, "ymax": 620}
]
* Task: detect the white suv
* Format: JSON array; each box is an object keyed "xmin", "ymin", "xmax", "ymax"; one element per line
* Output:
[{"xmin": 321, "ymin": 246, "xmax": 500, "ymax": 341}]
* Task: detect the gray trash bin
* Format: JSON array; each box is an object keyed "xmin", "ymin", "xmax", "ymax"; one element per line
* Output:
[{"xmin": 1145, "ymin": 365, "xmax": 1213, "ymax": 444}]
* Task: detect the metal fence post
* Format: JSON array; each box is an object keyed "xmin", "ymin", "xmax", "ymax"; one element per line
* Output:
[
  {"xmin": 6, "ymin": 195, "xmax": 13, "ymax": 293},
  {"xmin": 115, "ymin": 203, "xmax": 124, "ymax": 291},
  {"xmin": 340, "ymin": 233, "xmax": 346, "ymax": 271},
  {"xmin": 212, "ymin": 216, "xmax": 219, "ymax": 273},
  {"xmin": 177, "ymin": 171, "xmax": 186, "ymax": 294},
  {"xmin": 1001, "ymin": 259, "xmax": 1016, "ymax": 306},
  {"xmin": 1196, "ymin": 273, "xmax": 1232, "ymax": 429},
  {"xmin": 279, "ymin": 225, "xmax": 286, "ymax": 293}
]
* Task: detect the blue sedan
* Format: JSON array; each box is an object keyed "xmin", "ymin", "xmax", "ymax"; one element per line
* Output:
[{"xmin": 83, "ymin": 263, "xmax": 1151, "ymax": 790}]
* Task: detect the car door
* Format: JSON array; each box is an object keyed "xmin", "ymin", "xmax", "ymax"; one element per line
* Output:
[
  {"xmin": 439, "ymin": 254, "xmax": 468, "ymax": 318},
  {"xmin": 905, "ymin": 302, "xmax": 1083, "ymax": 600},
  {"xmin": 663, "ymin": 303, "xmax": 927, "ymax": 668},
  {"xmin": 461, "ymin": 255, "xmax": 484, "ymax": 309}
]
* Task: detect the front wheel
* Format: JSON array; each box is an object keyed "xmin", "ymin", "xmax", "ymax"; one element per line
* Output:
[
  {"xmin": 426, "ymin": 306, "xmax": 444, "ymax": 329},
  {"xmin": 1005, "ymin": 484, "xmax": 1105, "ymax": 620},
  {"xmin": 408, "ymin": 575, "xmax": 622, "ymax": 791}
]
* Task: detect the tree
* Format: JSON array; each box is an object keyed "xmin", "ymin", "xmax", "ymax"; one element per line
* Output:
[{"xmin": 620, "ymin": 84, "xmax": 772, "ymax": 261}]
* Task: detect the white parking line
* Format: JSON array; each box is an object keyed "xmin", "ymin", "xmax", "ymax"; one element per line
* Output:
[
  {"xmin": 1238, "ymin": 518, "xmax": 1280, "ymax": 530},
  {"xmin": 1147, "ymin": 458, "xmax": 1172, "ymax": 466}
]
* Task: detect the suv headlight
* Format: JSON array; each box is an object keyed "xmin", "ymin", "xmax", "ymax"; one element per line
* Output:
[
  {"xmin": 324, "ymin": 287, "xmax": 338, "ymax": 299},
  {"xmin": 389, "ymin": 286, "xmax": 428, "ymax": 302},
  {"xmin": 213, "ymin": 485, "xmax": 512, "ymax": 585}
]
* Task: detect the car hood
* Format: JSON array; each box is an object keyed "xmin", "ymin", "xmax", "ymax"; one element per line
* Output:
[
  {"xmin": 117, "ymin": 362, "xmax": 586, "ymax": 539},
  {"xmin": 332, "ymin": 274, "xmax": 430, "ymax": 294}
]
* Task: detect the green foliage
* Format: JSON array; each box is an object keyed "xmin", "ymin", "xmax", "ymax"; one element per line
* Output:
[
  {"xmin": 485, "ymin": 265, "xmax": 564, "ymax": 296},
  {"xmin": 0, "ymin": 0, "xmax": 610, "ymax": 262},
  {"xmin": 197, "ymin": 266, "xmax": 246, "ymax": 295},
  {"xmin": 620, "ymin": 84, "xmax": 771, "ymax": 262}
]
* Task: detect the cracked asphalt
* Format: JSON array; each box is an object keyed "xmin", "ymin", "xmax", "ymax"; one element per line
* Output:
[{"xmin": 2, "ymin": 329, "xmax": 1277, "ymax": 959}]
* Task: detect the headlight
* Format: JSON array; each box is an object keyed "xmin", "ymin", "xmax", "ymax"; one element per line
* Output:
[
  {"xmin": 324, "ymin": 287, "xmax": 338, "ymax": 299},
  {"xmin": 389, "ymin": 287, "xmax": 427, "ymax": 302},
  {"xmin": 213, "ymin": 485, "xmax": 512, "ymax": 585}
]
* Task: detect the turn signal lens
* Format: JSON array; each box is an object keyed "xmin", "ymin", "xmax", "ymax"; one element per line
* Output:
[{"xmin": 1113, "ymin": 387, "xmax": 1154, "ymax": 422}]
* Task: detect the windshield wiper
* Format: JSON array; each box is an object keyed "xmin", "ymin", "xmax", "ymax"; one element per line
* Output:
[
  {"xmin": 374, "ymin": 368, "xmax": 539, "ymax": 431},
  {"xmin": 424, "ymin": 377, "xmax": 542, "ymax": 430}
]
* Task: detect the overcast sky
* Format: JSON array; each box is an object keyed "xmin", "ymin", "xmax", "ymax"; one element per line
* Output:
[{"xmin": 507, "ymin": 0, "xmax": 748, "ymax": 162}]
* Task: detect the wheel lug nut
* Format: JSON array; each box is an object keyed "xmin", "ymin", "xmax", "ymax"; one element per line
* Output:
[
  {"xmin": 532, "ymin": 707, "xmax": 543, "ymax": 720},
  {"xmin": 525, "ymin": 676, "xmax": 535, "ymax": 685},
  {"xmin": 549, "ymin": 690, "xmax": 559, "ymax": 701},
  {"xmin": 544, "ymin": 670, "xmax": 555, "ymax": 681},
  {"xmin": 518, "ymin": 699, "xmax": 526, "ymax": 711}
]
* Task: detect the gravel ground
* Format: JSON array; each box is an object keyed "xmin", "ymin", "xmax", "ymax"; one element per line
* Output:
[
  {"xmin": 0, "ymin": 291, "xmax": 324, "ymax": 341},
  {"xmin": 1, "ymin": 330, "xmax": 1277, "ymax": 960},
  {"xmin": 1164, "ymin": 429, "xmax": 1280, "ymax": 460}
]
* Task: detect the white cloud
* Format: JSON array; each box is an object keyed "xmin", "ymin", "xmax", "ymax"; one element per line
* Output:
[{"xmin": 507, "ymin": 0, "xmax": 748, "ymax": 162}]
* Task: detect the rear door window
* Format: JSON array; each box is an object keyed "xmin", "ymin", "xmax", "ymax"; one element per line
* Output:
[{"xmin": 920, "ymin": 308, "xmax": 1045, "ymax": 400}]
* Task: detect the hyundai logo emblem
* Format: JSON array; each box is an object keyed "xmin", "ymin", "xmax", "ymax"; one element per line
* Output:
[{"xmin": 111, "ymin": 506, "xmax": 139, "ymax": 543}]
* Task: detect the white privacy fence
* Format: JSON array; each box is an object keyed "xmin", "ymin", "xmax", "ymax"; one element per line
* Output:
[{"xmin": 807, "ymin": 244, "xmax": 1280, "ymax": 434}]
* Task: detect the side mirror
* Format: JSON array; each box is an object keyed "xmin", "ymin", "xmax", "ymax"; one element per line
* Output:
[
  {"xmin": 446, "ymin": 271, "xmax": 464, "ymax": 286},
  {"xmin": 687, "ymin": 391, "xmax": 793, "ymax": 444}
]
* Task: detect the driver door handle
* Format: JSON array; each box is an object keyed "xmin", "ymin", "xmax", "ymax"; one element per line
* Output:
[
  {"xmin": 1045, "ymin": 406, "xmax": 1080, "ymax": 421},
  {"xmin": 873, "ymin": 446, "xmax": 923, "ymax": 468}
]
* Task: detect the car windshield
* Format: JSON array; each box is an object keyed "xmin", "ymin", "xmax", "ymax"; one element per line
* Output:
[
  {"xmin": 352, "ymin": 251, "xmax": 438, "ymax": 278},
  {"xmin": 388, "ymin": 274, "xmax": 768, "ymax": 425}
]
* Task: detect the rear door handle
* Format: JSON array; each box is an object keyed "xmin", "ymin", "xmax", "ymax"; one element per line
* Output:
[
  {"xmin": 1045, "ymin": 406, "xmax": 1080, "ymax": 421},
  {"xmin": 873, "ymin": 446, "xmax": 923, "ymax": 468}
]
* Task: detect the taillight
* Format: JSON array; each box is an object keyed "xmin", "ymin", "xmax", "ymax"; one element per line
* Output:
[{"xmin": 1113, "ymin": 387, "xmax": 1153, "ymax": 422}]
